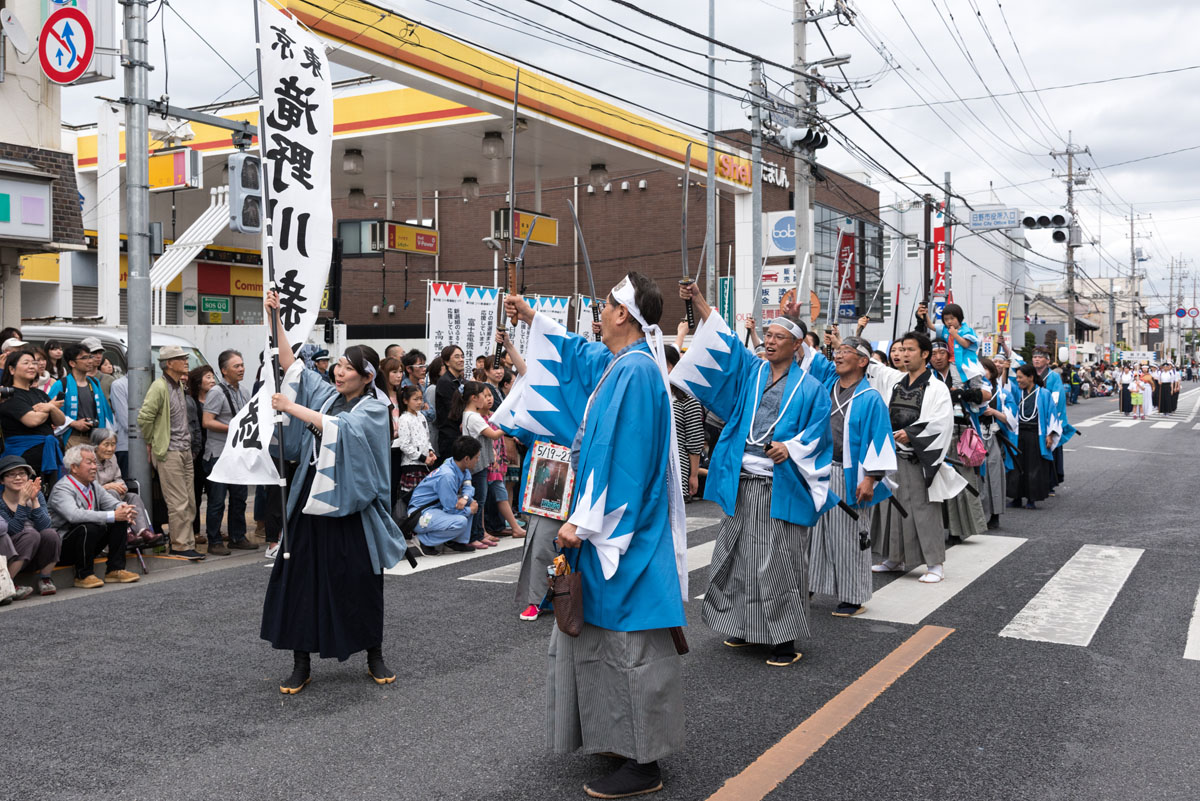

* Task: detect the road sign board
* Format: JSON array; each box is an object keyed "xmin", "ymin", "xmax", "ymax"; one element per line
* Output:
[
  {"xmin": 1190, "ymin": 307, "xmax": 1199, "ymax": 318},
  {"xmin": 39, "ymin": 7, "xmax": 93, "ymax": 85},
  {"xmin": 967, "ymin": 208, "xmax": 1021, "ymax": 231},
  {"xmin": 200, "ymin": 295, "xmax": 231, "ymax": 314},
  {"xmin": 1176, "ymin": 307, "xmax": 1188, "ymax": 318}
]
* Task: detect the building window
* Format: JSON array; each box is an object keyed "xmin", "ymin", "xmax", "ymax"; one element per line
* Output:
[
  {"xmin": 882, "ymin": 236, "xmax": 892, "ymax": 265},
  {"xmin": 905, "ymin": 237, "xmax": 921, "ymax": 260}
]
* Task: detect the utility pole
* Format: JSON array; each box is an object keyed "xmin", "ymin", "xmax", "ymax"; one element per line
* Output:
[
  {"xmin": 750, "ymin": 59, "xmax": 765, "ymax": 332},
  {"xmin": 705, "ymin": 0, "xmax": 717, "ymax": 308},
  {"xmin": 792, "ymin": 0, "xmax": 810, "ymax": 307},
  {"xmin": 922, "ymin": 194, "xmax": 933, "ymax": 305},
  {"xmin": 1051, "ymin": 133, "xmax": 1088, "ymax": 356},
  {"xmin": 1126, "ymin": 207, "xmax": 1151, "ymax": 349},
  {"xmin": 123, "ymin": 0, "xmax": 153, "ymax": 507}
]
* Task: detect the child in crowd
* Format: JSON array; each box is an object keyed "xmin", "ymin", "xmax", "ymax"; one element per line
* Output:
[
  {"xmin": 456, "ymin": 381, "xmax": 502, "ymax": 548},
  {"xmin": 484, "ymin": 408, "xmax": 526, "ymax": 539},
  {"xmin": 395, "ymin": 385, "xmax": 436, "ymax": 496}
]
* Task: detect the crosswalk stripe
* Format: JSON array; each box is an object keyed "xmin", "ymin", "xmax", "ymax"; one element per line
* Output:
[
  {"xmin": 459, "ymin": 524, "xmax": 723, "ymax": 584},
  {"xmin": 385, "ymin": 537, "xmax": 525, "ymax": 576},
  {"xmin": 1151, "ymin": 421, "xmax": 1178, "ymax": 429},
  {"xmin": 1074, "ymin": 418, "xmax": 1105, "ymax": 427},
  {"xmin": 1184, "ymin": 585, "xmax": 1200, "ymax": 661},
  {"xmin": 999, "ymin": 544, "xmax": 1143, "ymax": 647},
  {"xmin": 1193, "ymin": 423, "xmax": 1200, "ymax": 431},
  {"xmin": 855, "ymin": 534, "xmax": 1026, "ymax": 625},
  {"xmin": 1111, "ymin": 419, "xmax": 1141, "ymax": 428}
]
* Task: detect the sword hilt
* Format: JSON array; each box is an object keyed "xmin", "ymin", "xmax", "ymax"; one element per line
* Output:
[
  {"xmin": 492, "ymin": 343, "xmax": 504, "ymax": 370},
  {"xmin": 679, "ymin": 277, "xmax": 696, "ymax": 331},
  {"xmin": 591, "ymin": 303, "xmax": 601, "ymax": 342}
]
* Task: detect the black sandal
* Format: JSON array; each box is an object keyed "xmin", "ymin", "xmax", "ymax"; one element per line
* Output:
[{"xmin": 280, "ymin": 651, "xmax": 311, "ymax": 695}]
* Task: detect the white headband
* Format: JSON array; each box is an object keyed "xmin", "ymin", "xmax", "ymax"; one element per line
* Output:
[
  {"xmin": 611, "ymin": 276, "xmax": 649, "ymax": 331},
  {"xmin": 767, "ymin": 318, "xmax": 804, "ymax": 341}
]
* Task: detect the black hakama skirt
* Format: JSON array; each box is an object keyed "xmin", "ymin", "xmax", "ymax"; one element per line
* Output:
[
  {"xmin": 1007, "ymin": 424, "xmax": 1052, "ymax": 504},
  {"xmin": 1119, "ymin": 386, "xmax": 1132, "ymax": 414},
  {"xmin": 260, "ymin": 468, "xmax": 384, "ymax": 661}
]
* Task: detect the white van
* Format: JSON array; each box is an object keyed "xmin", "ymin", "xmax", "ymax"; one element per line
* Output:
[{"xmin": 19, "ymin": 325, "xmax": 209, "ymax": 373}]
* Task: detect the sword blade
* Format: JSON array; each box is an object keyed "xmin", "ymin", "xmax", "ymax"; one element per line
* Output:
[
  {"xmin": 681, "ymin": 142, "xmax": 692, "ymax": 279},
  {"xmin": 566, "ymin": 200, "xmax": 597, "ymax": 300}
]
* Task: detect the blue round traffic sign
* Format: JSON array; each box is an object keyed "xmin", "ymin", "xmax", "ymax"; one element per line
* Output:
[
  {"xmin": 39, "ymin": 7, "xmax": 93, "ymax": 85},
  {"xmin": 1176, "ymin": 308, "xmax": 1187, "ymax": 318}
]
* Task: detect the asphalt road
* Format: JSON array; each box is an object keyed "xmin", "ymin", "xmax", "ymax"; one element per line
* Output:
[{"xmin": 4, "ymin": 387, "xmax": 1199, "ymax": 800}]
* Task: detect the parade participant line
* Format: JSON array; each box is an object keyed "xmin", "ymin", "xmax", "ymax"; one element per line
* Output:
[{"xmin": 704, "ymin": 625, "xmax": 954, "ymax": 801}]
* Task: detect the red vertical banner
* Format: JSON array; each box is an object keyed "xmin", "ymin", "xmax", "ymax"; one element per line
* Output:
[
  {"xmin": 932, "ymin": 222, "xmax": 949, "ymax": 298},
  {"xmin": 837, "ymin": 228, "xmax": 857, "ymax": 319}
]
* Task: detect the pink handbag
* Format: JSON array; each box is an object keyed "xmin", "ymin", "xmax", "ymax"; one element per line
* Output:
[{"xmin": 956, "ymin": 426, "xmax": 988, "ymax": 467}]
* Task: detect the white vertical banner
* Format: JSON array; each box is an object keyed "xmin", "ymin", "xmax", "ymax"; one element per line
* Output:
[
  {"xmin": 575, "ymin": 296, "xmax": 606, "ymax": 338},
  {"xmin": 427, "ymin": 281, "xmax": 463, "ymax": 360},
  {"xmin": 462, "ymin": 286, "xmax": 499, "ymax": 367},
  {"xmin": 511, "ymin": 295, "xmax": 571, "ymax": 356},
  {"xmin": 210, "ymin": 2, "xmax": 332, "ymax": 485}
]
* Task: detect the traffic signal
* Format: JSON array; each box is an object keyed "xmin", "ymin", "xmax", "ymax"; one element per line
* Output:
[
  {"xmin": 776, "ymin": 127, "xmax": 829, "ymax": 151},
  {"xmin": 228, "ymin": 153, "xmax": 262, "ymax": 234},
  {"xmin": 1022, "ymin": 211, "xmax": 1073, "ymax": 243}
]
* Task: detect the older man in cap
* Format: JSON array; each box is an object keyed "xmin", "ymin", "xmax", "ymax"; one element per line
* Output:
[
  {"xmin": 675, "ymin": 282, "xmax": 835, "ymax": 667},
  {"xmin": 137, "ymin": 344, "xmax": 203, "ymax": 561}
]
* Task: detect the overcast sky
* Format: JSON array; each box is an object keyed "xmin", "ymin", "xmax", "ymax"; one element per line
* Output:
[{"xmin": 63, "ymin": 0, "xmax": 1200, "ymax": 312}]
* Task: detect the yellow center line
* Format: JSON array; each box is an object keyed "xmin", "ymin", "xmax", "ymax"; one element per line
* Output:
[{"xmin": 705, "ymin": 625, "xmax": 955, "ymax": 801}]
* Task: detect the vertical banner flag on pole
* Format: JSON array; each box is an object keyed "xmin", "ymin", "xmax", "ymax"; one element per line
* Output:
[
  {"xmin": 836, "ymin": 225, "xmax": 857, "ymax": 320},
  {"xmin": 425, "ymin": 283, "xmax": 502, "ymax": 367},
  {"xmin": 210, "ymin": 2, "xmax": 333, "ymax": 484},
  {"xmin": 932, "ymin": 205, "xmax": 950, "ymax": 318}
]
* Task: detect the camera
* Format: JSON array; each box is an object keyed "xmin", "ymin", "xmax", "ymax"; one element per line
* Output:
[{"xmin": 0, "ymin": 386, "xmax": 14, "ymax": 398}]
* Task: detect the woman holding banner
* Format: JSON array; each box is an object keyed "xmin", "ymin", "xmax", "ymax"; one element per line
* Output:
[{"xmin": 259, "ymin": 292, "xmax": 408, "ymax": 695}]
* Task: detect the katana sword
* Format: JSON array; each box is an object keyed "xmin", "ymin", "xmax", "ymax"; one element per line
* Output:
[
  {"xmin": 566, "ymin": 199, "xmax": 601, "ymax": 342},
  {"xmin": 679, "ymin": 142, "xmax": 696, "ymax": 330},
  {"xmin": 863, "ymin": 244, "xmax": 901, "ymax": 320},
  {"xmin": 495, "ymin": 68, "xmax": 521, "ymax": 370}
]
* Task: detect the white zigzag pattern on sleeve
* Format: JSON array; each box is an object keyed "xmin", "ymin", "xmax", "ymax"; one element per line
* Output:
[
  {"xmin": 302, "ymin": 415, "xmax": 339, "ymax": 515},
  {"xmin": 670, "ymin": 320, "xmax": 731, "ymax": 392},
  {"xmin": 569, "ymin": 473, "xmax": 629, "ymax": 580},
  {"xmin": 511, "ymin": 316, "xmax": 568, "ymax": 437}
]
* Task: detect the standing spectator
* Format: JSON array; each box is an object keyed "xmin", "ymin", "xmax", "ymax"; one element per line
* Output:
[
  {"xmin": 434, "ymin": 345, "xmax": 466, "ymax": 461},
  {"xmin": 455, "ymin": 381, "xmax": 501, "ymax": 547},
  {"xmin": 96, "ymin": 355, "xmax": 116, "ymax": 401},
  {"xmin": 42, "ymin": 341, "xmax": 67, "ymax": 392},
  {"xmin": 394, "ymin": 386, "xmax": 436, "ymax": 496},
  {"xmin": 423, "ymin": 357, "xmax": 443, "ymax": 432},
  {"xmin": 49, "ymin": 445, "xmax": 140, "ymax": 588},
  {"xmin": 32, "ymin": 348, "xmax": 52, "ymax": 392},
  {"xmin": 109, "ymin": 373, "xmax": 130, "ymax": 477},
  {"xmin": 79, "ymin": 337, "xmax": 111, "ymax": 401},
  {"xmin": 48, "ymin": 343, "xmax": 114, "ymax": 450},
  {"xmin": 0, "ymin": 347, "xmax": 68, "ymax": 483},
  {"xmin": 202, "ymin": 350, "xmax": 256, "ymax": 553},
  {"xmin": 385, "ymin": 344, "xmax": 404, "ymax": 362},
  {"xmin": 90, "ymin": 428, "xmax": 155, "ymax": 545},
  {"xmin": 137, "ymin": 346, "xmax": 203, "ymax": 561},
  {"xmin": 0, "ymin": 456, "xmax": 60, "ymax": 599},
  {"xmin": 400, "ymin": 349, "xmax": 427, "ymax": 389},
  {"xmin": 664, "ymin": 345, "xmax": 705, "ymax": 499},
  {"xmin": 311, "ymin": 349, "xmax": 333, "ymax": 383},
  {"xmin": 187, "ymin": 366, "xmax": 215, "ymax": 547},
  {"xmin": 376, "ymin": 356, "xmax": 405, "ymax": 504}
]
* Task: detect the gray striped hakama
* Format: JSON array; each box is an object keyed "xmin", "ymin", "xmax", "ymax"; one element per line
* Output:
[
  {"xmin": 702, "ymin": 474, "xmax": 810, "ymax": 645},
  {"xmin": 944, "ymin": 460, "xmax": 987, "ymax": 541},
  {"xmin": 808, "ymin": 463, "xmax": 872, "ymax": 605},
  {"xmin": 876, "ymin": 456, "xmax": 945, "ymax": 568},
  {"xmin": 516, "ymin": 514, "xmax": 560, "ymax": 608},
  {"xmin": 547, "ymin": 624, "xmax": 684, "ymax": 763},
  {"xmin": 979, "ymin": 427, "xmax": 1006, "ymax": 521}
]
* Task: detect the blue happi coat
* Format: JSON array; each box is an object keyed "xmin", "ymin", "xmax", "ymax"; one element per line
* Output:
[
  {"xmin": 992, "ymin": 371, "xmax": 1021, "ymax": 470},
  {"xmin": 806, "ymin": 353, "xmax": 897, "ymax": 508},
  {"xmin": 49, "ymin": 374, "xmax": 115, "ymax": 447},
  {"xmin": 278, "ymin": 361, "xmax": 407, "ymax": 574},
  {"xmin": 495, "ymin": 313, "xmax": 683, "ymax": 632},
  {"xmin": 937, "ymin": 321, "xmax": 986, "ymax": 384},
  {"xmin": 1039, "ymin": 368, "xmax": 1077, "ymax": 446},
  {"xmin": 1017, "ymin": 385, "xmax": 1063, "ymax": 462},
  {"xmin": 671, "ymin": 314, "xmax": 835, "ymax": 526}
]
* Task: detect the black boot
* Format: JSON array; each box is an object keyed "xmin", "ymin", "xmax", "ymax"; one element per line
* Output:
[
  {"xmin": 584, "ymin": 759, "xmax": 663, "ymax": 799},
  {"xmin": 367, "ymin": 645, "xmax": 396, "ymax": 685},
  {"xmin": 280, "ymin": 651, "xmax": 310, "ymax": 695}
]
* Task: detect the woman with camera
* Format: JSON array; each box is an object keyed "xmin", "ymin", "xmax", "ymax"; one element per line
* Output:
[{"xmin": 0, "ymin": 347, "xmax": 68, "ymax": 485}]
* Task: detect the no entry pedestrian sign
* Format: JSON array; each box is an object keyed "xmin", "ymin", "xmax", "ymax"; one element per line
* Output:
[{"xmin": 39, "ymin": 7, "xmax": 94, "ymax": 85}]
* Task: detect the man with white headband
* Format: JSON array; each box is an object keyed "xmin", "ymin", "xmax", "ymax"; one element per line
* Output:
[
  {"xmin": 504, "ymin": 272, "xmax": 686, "ymax": 799},
  {"xmin": 805, "ymin": 334, "xmax": 897, "ymax": 617},
  {"xmin": 673, "ymin": 282, "xmax": 834, "ymax": 667}
]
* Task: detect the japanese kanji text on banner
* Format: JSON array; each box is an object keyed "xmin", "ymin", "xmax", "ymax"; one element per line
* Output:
[
  {"xmin": 427, "ymin": 283, "xmax": 499, "ymax": 367},
  {"xmin": 210, "ymin": 2, "xmax": 333, "ymax": 486}
]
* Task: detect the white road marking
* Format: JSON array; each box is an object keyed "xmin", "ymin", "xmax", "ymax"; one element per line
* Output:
[
  {"xmin": 386, "ymin": 537, "xmax": 526, "ymax": 576},
  {"xmin": 999, "ymin": 544, "xmax": 1143, "ymax": 647},
  {"xmin": 1193, "ymin": 423, "xmax": 1200, "ymax": 431},
  {"xmin": 1074, "ymin": 418, "xmax": 1106, "ymax": 428},
  {"xmin": 856, "ymin": 535, "xmax": 1027, "ymax": 625},
  {"xmin": 1184, "ymin": 392, "xmax": 1200, "ymax": 424},
  {"xmin": 1184, "ymin": 584, "xmax": 1200, "ymax": 661},
  {"xmin": 1111, "ymin": 419, "xmax": 1142, "ymax": 428},
  {"xmin": 1151, "ymin": 421, "xmax": 1178, "ymax": 429}
]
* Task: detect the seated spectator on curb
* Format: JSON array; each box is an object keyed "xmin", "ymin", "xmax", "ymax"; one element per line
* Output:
[
  {"xmin": 0, "ymin": 346, "xmax": 68, "ymax": 483},
  {"xmin": 90, "ymin": 428, "xmax": 156, "ymax": 546},
  {"xmin": 49, "ymin": 445, "xmax": 139, "ymax": 589},
  {"xmin": 0, "ymin": 456, "xmax": 60, "ymax": 599},
  {"xmin": 409, "ymin": 436, "xmax": 479, "ymax": 554}
]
